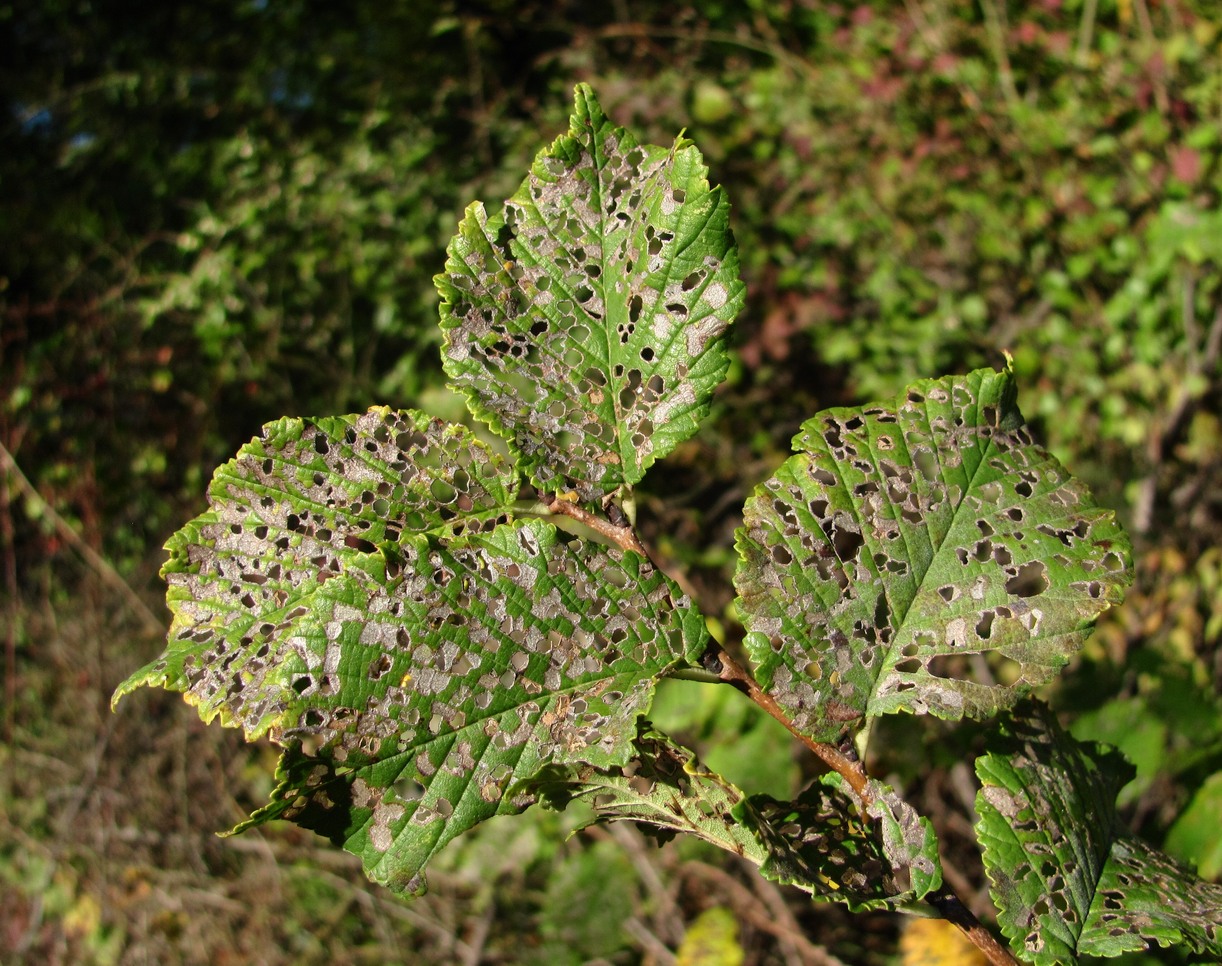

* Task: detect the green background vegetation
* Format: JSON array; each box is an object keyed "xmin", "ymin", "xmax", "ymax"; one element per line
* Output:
[{"xmin": 2, "ymin": 1, "xmax": 1219, "ymax": 963}]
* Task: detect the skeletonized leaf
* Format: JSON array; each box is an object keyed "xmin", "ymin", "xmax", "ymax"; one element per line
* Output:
[
  {"xmin": 527, "ymin": 725, "xmax": 940, "ymax": 911},
  {"xmin": 113, "ymin": 409, "xmax": 706, "ymax": 895},
  {"xmin": 524, "ymin": 725, "xmax": 764, "ymax": 859},
  {"xmin": 739, "ymin": 775, "xmax": 942, "ymax": 910},
  {"xmin": 437, "ymin": 83, "xmax": 745, "ymax": 502},
  {"xmin": 976, "ymin": 701, "xmax": 1222, "ymax": 963},
  {"xmin": 734, "ymin": 367, "xmax": 1130, "ymax": 743}
]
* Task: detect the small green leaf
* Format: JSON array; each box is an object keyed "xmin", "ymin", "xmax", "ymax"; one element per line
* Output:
[
  {"xmin": 734, "ymin": 366, "xmax": 1131, "ymax": 743},
  {"xmin": 739, "ymin": 775, "xmax": 942, "ymax": 910},
  {"xmin": 975, "ymin": 701, "xmax": 1222, "ymax": 963},
  {"xmin": 436, "ymin": 83, "xmax": 745, "ymax": 502},
  {"xmin": 114, "ymin": 409, "xmax": 706, "ymax": 895}
]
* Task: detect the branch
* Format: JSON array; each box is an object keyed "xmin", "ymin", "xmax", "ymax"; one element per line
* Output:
[
  {"xmin": 701, "ymin": 639, "xmax": 870, "ymax": 801},
  {"xmin": 541, "ymin": 492, "xmax": 647, "ymax": 556},
  {"xmin": 0, "ymin": 440, "xmax": 163, "ymax": 635},
  {"xmin": 928, "ymin": 891, "xmax": 1021, "ymax": 966},
  {"xmin": 702, "ymin": 640, "xmax": 1020, "ymax": 966}
]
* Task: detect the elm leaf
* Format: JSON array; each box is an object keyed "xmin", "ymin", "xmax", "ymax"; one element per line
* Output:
[
  {"xmin": 976, "ymin": 701, "xmax": 1222, "ymax": 963},
  {"xmin": 524, "ymin": 725, "xmax": 763, "ymax": 859},
  {"xmin": 527, "ymin": 727, "xmax": 941, "ymax": 911},
  {"xmin": 113, "ymin": 408, "xmax": 707, "ymax": 896},
  {"xmin": 734, "ymin": 366, "xmax": 1131, "ymax": 743},
  {"xmin": 738, "ymin": 775, "xmax": 942, "ymax": 911},
  {"xmin": 436, "ymin": 83, "xmax": 745, "ymax": 503}
]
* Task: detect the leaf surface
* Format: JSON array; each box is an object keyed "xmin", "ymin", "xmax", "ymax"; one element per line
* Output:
[
  {"xmin": 525, "ymin": 725, "xmax": 763, "ymax": 859},
  {"xmin": 113, "ymin": 408, "xmax": 706, "ymax": 895},
  {"xmin": 437, "ymin": 83, "xmax": 744, "ymax": 502},
  {"xmin": 530, "ymin": 727, "xmax": 940, "ymax": 911},
  {"xmin": 734, "ymin": 367, "xmax": 1131, "ymax": 742},
  {"xmin": 739, "ymin": 775, "xmax": 942, "ymax": 910},
  {"xmin": 975, "ymin": 701, "xmax": 1222, "ymax": 963}
]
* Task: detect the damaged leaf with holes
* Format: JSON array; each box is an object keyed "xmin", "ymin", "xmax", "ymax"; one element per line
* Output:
[
  {"xmin": 437, "ymin": 83, "xmax": 745, "ymax": 503},
  {"xmin": 112, "ymin": 408, "xmax": 708, "ymax": 895},
  {"xmin": 975, "ymin": 701, "xmax": 1222, "ymax": 964},
  {"xmin": 524, "ymin": 725, "xmax": 765, "ymax": 859},
  {"xmin": 734, "ymin": 366, "xmax": 1131, "ymax": 744},
  {"xmin": 528, "ymin": 726, "xmax": 943, "ymax": 912},
  {"xmin": 737, "ymin": 775, "xmax": 941, "ymax": 911}
]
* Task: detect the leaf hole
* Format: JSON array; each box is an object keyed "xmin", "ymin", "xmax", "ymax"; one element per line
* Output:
[
  {"xmin": 394, "ymin": 776, "xmax": 424, "ymax": 802},
  {"xmin": 831, "ymin": 527, "xmax": 864, "ymax": 562},
  {"xmin": 344, "ymin": 535, "xmax": 378, "ymax": 554},
  {"xmin": 1005, "ymin": 561, "xmax": 1048, "ymax": 598}
]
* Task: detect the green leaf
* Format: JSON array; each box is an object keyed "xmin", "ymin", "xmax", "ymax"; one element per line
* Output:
[
  {"xmin": 734, "ymin": 366, "xmax": 1131, "ymax": 743},
  {"xmin": 524, "ymin": 726, "xmax": 764, "ymax": 860},
  {"xmin": 436, "ymin": 83, "xmax": 745, "ymax": 503},
  {"xmin": 739, "ymin": 775, "xmax": 942, "ymax": 911},
  {"xmin": 529, "ymin": 725, "xmax": 941, "ymax": 911},
  {"xmin": 975, "ymin": 701, "xmax": 1222, "ymax": 964},
  {"xmin": 113, "ymin": 408, "xmax": 706, "ymax": 895}
]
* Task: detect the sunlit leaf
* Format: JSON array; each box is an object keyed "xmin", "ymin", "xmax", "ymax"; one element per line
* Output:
[
  {"xmin": 734, "ymin": 366, "xmax": 1131, "ymax": 743},
  {"xmin": 113, "ymin": 408, "xmax": 706, "ymax": 895},
  {"xmin": 976, "ymin": 701, "xmax": 1222, "ymax": 963},
  {"xmin": 437, "ymin": 83, "xmax": 745, "ymax": 502}
]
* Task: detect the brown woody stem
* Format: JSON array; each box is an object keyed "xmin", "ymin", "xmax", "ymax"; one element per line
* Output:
[
  {"xmin": 705, "ymin": 641, "xmax": 870, "ymax": 800},
  {"xmin": 575, "ymin": 512, "xmax": 1017, "ymax": 964},
  {"xmin": 705, "ymin": 640, "xmax": 1019, "ymax": 966},
  {"xmin": 929, "ymin": 891, "xmax": 1021, "ymax": 966},
  {"xmin": 543, "ymin": 493, "xmax": 647, "ymax": 556}
]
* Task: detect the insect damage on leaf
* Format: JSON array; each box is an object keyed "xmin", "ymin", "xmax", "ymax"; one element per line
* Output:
[
  {"xmin": 113, "ymin": 408, "xmax": 708, "ymax": 896},
  {"xmin": 739, "ymin": 774, "xmax": 941, "ymax": 910},
  {"xmin": 734, "ymin": 366, "xmax": 1132, "ymax": 744},
  {"xmin": 976, "ymin": 701, "xmax": 1222, "ymax": 964},
  {"xmin": 523, "ymin": 725, "xmax": 764, "ymax": 859},
  {"xmin": 437, "ymin": 83, "xmax": 745, "ymax": 503}
]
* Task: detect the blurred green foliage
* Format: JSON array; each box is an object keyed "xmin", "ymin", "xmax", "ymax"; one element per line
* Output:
[{"xmin": 2, "ymin": 1, "xmax": 1219, "ymax": 963}]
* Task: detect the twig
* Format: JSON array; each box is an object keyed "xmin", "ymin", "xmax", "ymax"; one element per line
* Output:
[
  {"xmin": 704, "ymin": 641, "xmax": 1018, "ymax": 964},
  {"xmin": 541, "ymin": 492, "xmax": 647, "ymax": 556},
  {"xmin": 1133, "ymin": 304, "xmax": 1222, "ymax": 532},
  {"xmin": 748, "ymin": 869, "xmax": 838, "ymax": 966},
  {"xmin": 624, "ymin": 916, "xmax": 677, "ymax": 965},
  {"xmin": 1132, "ymin": 0, "xmax": 1170, "ymax": 114},
  {"xmin": 681, "ymin": 860, "xmax": 848, "ymax": 966},
  {"xmin": 704, "ymin": 640, "xmax": 870, "ymax": 800},
  {"xmin": 605, "ymin": 821, "xmax": 685, "ymax": 947},
  {"xmin": 0, "ymin": 440, "xmax": 163, "ymax": 635},
  {"xmin": 1075, "ymin": 0, "xmax": 1098, "ymax": 67},
  {"xmin": 928, "ymin": 891, "xmax": 1020, "ymax": 966},
  {"xmin": 588, "ymin": 23, "xmax": 819, "ymax": 84},
  {"xmin": 459, "ymin": 895, "xmax": 496, "ymax": 966},
  {"xmin": 979, "ymin": 0, "xmax": 1019, "ymax": 109}
]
